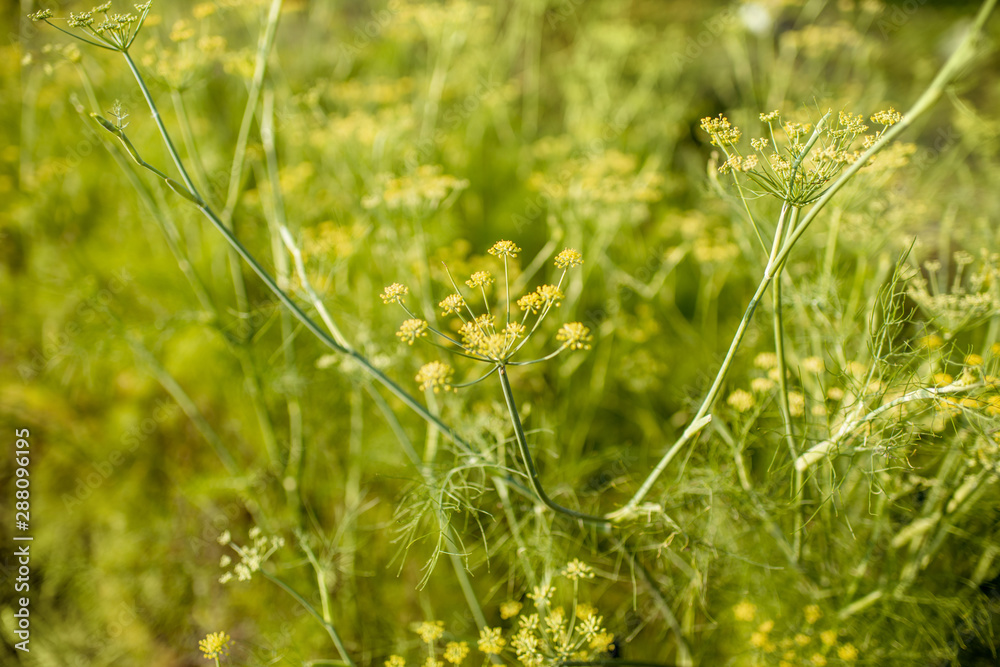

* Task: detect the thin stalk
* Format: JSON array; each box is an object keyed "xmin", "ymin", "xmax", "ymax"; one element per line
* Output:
[
  {"xmin": 261, "ymin": 570, "xmax": 356, "ymax": 667},
  {"xmin": 220, "ymin": 0, "xmax": 284, "ymax": 224},
  {"xmin": 772, "ymin": 205, "xmax": 802, "ymax": 561},
  {"xmin": 497, "ymin": 365, "xmax": 610, "ymax": 526},
  {"xmin": 121, "ymin": 51, "xmax": 199, "ymax": 195},
  {"xmin": 170, "ymin": 88, "xmax": 213, "ymax": 199},
  {"xmin": 301, "ymin": 539, "xmax": 334, "ymax": 626}
]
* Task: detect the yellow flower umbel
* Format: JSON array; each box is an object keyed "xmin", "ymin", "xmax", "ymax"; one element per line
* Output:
[
  {"xmin": 416, "ymin": 362, "xmax": 454, "ymax": 393},
  {"xmin": 477, "ymin": 627, "xmax": 506, "ymax": 655},
  {"xmin": 443, "ymin": 641, "xmax": 469, "ymax": 665},
  {"xmin": 702, "ymin": 106, "xmax": 904, "ymax": 205},
  {"xmin": 30, "ymin": 2, "xmax": 154, "ymax": 53},
  {"xmin": 397, "ymin": 319, "xmax": 429, "ymax": 345},
  {"xmin": 381, "ymin": 241, "xmax": 592, "ymax": 392},
  {"xmin": 199, "ymin": 631, "xmax": 232, "ymax": 664},
  {"xmin": 415, "ymin": 620, "xmax": 445, "ymax": 643}
]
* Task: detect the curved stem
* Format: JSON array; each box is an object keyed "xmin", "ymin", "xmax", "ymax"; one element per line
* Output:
[
  {"xmin": 496, "ymin": 365, "xmax": 610, "ymax": 527},
  {"xmin": 260, "ymin": 570, "xmax": 356, "ymax": 667}
]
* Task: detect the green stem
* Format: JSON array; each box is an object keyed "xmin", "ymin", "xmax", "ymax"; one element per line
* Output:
[
  {"xmin": 121, "ymin": 51, "xmax": 199, "ymax": 196},
  {"xmin": 260, "ymin": 570, "xmax": 356, "ymax": 667},
  {"xmin": 772, "ymin": 206, "xmax": 802, "ymax": 561},
  {"xmin": 497, "ymin": 365, "xmax": 610, "ymax": 526}
]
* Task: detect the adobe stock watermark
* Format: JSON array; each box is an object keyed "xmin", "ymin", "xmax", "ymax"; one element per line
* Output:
[
  {"xmin": 875, "ymin": 0, "xmax": 931, "ymax": 38},
  {"xmin": 580, "ymin": 243, "xmax": 672, "ymax": 334},
  {"xmin": 511, "ymin": 114, "xmax": 629, "ymax": 233},
  {"xmin": 336, "ymin": 0, "xmax": 403, "ymax": 67},
  {"xmin": 61, "ymin": 398, "xmax": 181, "ymax": 510},
  {"xmin": 18, "ymin": 269, "xmax": 133, "ymax": 383},
  {"xmin": 667, "ymin": 8, "xmax": 738, "ymax": 75},
  {"xmin": 403, "ymin": 73, "xmax": 507, "ymax": 173}
]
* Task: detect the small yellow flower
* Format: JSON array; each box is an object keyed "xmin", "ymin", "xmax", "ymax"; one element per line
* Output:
[
  {"xmin": 477, "ymin": 627, "xmax": 506, "ymax": 655},
  {"xmin": 700, "ymin": 114, "xmax": 742, "ymax": 145},
  {"xmin": 199, "ymin": 632, "xmax": 233, "ymax": 660},
  {"xmin": 871, "ymin": 108, "xmax": 902, "ymax": 126},
  {"xmin": 760, "ymin": 110, "xmax": 780, "ymax": 122},
  {"xmin": 466, "ymin": 271, "xmax": 494, "ymax": 288},
  {"xmin": 193, "ymin": 2, "xmax": 216, "ymax": 18},
  {"xmin": 517, "ymin": 292, "xmax": 544, "ymax": 314},
  {"xmin": 802, "ymin": 356, "xmax": 825, "ymax": 373},
  {"xmin": 535, "ymin": 284, "xmax": 564, "ymax": 307},
  {"xmin": 527, "ymin": 584, "xmax": 554, "ymax": 606},
  {"xmin": 170, "ymin": 19, "xmax": 195, "ymax": 41},
  {"xmin": 575, "ymin": 603, "xmax": 596, "ymax": 620},
  {"xmin": 557, "ymin": 322, "xmax": 593, "ymax": 351},
  {"xmin": 727, "ymin": 389, "xmax": 755, "ymax": 413},
  {"xmin": 804, "ymin": 604, "xmax": 822, "ymax": 624},
  {"xmin": 754, "ymin": 352, "xmax": 778, "ymax": 369},
  {"xmin": 917, "ymin": 334, "xmax": 944, "ymax": 350},
  {"xmin": 554, "ymin": 248, "xmax": 584, "ymax": 269},
  {"xmin": 381, "ymin": 283, "xmax": 409, "ymax": 305},
  {"xmin": 563, "ymin": 558, "xmax": 595, "ymax": 580},
  {"xmin": 758, "ymin": 620, "xmax": 774, "ymax": 633},
  {"xmin": 751, "ymin": 377, "xmax": 775, "ymax": 393},
  {"xmin": 397, "ymin": 319, "xmax": 428, "ymax": 345},
  {"xmin": 733, "ymin": 600, "xmax": 757, "ymax": 622},
  {"xmin": 965, "ymin": 353, "xmax": 984, "ymax": 366},
  {"xmin": 501, "ymin": 321, "xmax": 524, "ymax": 340},
  {"xmin": 788, "ymin": 392, "xmax": 806, "ymax": 417},
  {"xmin": 439, "ymin": 293, "xmax": 466, "ymax": 316},
  {"xmin": 986, "ymin": 396, "xmax": 1000, "ymax": 416},
  {"xmin": 810, "ymin": 653, "xmax": 827, "ymax": 666},
  {"xmin": 415, "ymin": 620, "xmax": 445, "ymax": 643},
  {"xmin": 933, "ymin": 373, "xmax": 954, "ymax": 387},
  {"xmin": 820, "ymin": 629, "xmax": 838, "ymax": 646},
  {"xmin": 416, "ymin": 362, "xmax": 455, "ymax": 393},
  {"xmin": 444, "ymin": 641, "xmax": 469, "ymax": 664},
  {"xmin": 488, "ymin": 240, "xmax": 521, "ymax": 258},
  {"xmin": 837, "ymin": 643, "xmax": 859, "ymax": 661},
  {"xmin": 795, "ymin": 633, "xmax": 811, "ymax": 646},
  {"xmin": 385, "ymin": 656, "xmax": 406, "ymax": 667},
  {"xmin": 499, "ymin": 600, "xmax": 523, "ymax": 619},
  {"xmin": 750, "ymin": 632, "xmax": 769, "ymax": 648},
  {"xmin": 423, "ymin": 658, "xmax": 442, "ymax": 667},
  {"xmin": 589, "ymin": 631, "xmax": 615, "ymax": 653}
]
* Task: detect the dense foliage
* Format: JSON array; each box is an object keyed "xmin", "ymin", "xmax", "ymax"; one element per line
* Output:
[{"xmin": 3, "ymin": 0, "xmax": 1000, "ymax": 665}]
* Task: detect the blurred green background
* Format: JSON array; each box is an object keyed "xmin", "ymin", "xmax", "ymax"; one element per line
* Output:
[{"xmin": 3, "ymin": 0, "xmax": 1000, "ymax": 665}]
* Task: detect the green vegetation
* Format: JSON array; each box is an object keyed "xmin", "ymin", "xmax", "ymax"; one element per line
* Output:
[{"xmin": 3, "ymin": 0, "xmax": 1000, "ymax": 665}]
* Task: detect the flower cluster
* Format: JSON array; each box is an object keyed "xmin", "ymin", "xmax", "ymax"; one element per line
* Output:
[
  {"xmin": 362, "ymin": 165, "xmax": 470, "ymax": 213},
  {"xmin": 30, "ymin": 2, "xmax": 154, "ymax": 52},
  {"xmin": 385, "ymin": 563, "xmax": 612, "ymax": 667},
  {"xmin": 198, "ymin": 631, "xmax": 232, "ymax": 661},
  {"xmin": 733, "ymin": 600, "xmax": 859, "ymax": 666},
  {"xmin": 381, "ymin": 241, "xmax": 591, "ymax": 392},
  {"xmin": 217, "ymin": 527, "xmax": 285, "ymax": 584},
  {"xmin": 701, "ymin": 107, "xmax": 906, "ymax": 205},
  {"xmin": 906, "ymin": 251, "xmax": 1000, "ymax": 336}
]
